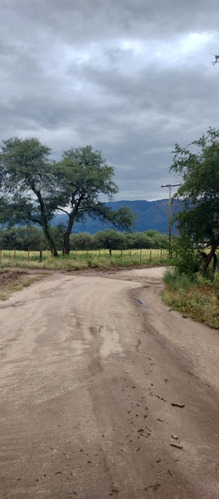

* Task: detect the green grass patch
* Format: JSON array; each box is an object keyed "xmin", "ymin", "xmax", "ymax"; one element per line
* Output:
[{"xmin": 163, "ymin": 269, "xmax": 219, "ymax": 329}]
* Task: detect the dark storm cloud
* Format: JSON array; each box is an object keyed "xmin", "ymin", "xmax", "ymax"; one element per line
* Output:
[{"xmin": 0, "ymin": 0, "xmax": 219, "ymax": 200}]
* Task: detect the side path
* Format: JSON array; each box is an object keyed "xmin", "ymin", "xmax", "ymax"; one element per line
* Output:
[{"xmin": 0, "ymin": 268, "xmax": 218, "ymax": 498}]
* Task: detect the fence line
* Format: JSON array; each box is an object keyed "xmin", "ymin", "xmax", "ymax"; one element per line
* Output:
[{"xmin": 0, "ymin": 248, "xmax": 168, "ymax": 265}]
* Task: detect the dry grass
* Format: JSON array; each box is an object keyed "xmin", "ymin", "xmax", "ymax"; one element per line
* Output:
[{"xmin": 0, "ymin": 270, "xmax": 39, "ymax": 300}]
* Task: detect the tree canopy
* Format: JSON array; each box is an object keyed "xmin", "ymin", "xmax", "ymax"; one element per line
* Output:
[
  {"xmin": 170, "ymin": 127, "xmax": 219, "ymax": 274},
  {"xmin": 53, "ymin": 146, "xmax": 135, "ymax": 253},
  {"xmin": 0, "ymin": 139, "xmax": 135, "ymax": 254},
  {"xmin": 0, "ymin": 137, "xmax": 59, "ymax": 255}
]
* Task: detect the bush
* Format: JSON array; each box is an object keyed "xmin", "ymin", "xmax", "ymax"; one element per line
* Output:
[
  {"xmin": 163, "ymin": 268, "xmax": 194, "ymax": 292},
  {"xmin": 171, "ymin": 236, "xmax": 205, "ymax": 276}
]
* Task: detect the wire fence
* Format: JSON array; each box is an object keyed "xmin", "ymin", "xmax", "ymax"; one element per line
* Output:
[{"xmin": 0, "ymin": 248, "xmax": 169, "ymax": 268}]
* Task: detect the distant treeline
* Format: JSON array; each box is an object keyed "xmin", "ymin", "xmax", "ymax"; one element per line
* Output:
[{"xmin": 0, "ymin": 225, "xmax": 168, "ymax": 251}]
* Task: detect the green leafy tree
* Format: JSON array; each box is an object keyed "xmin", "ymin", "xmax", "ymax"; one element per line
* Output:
[
  {"xmin": 171, "ymin": 127, "xmax": 219, "ymax": 274},
  {"xmin": 0, "ymin": 227, "xmax": 18, "ymax": 250},
  {"xmin": 93, "ymin": 229, "xmax": 126, "ymax": 251},
  {"xmin": 0, "ymin": 137, "xmax": 58, "ymax": 255},
  {"xmin": 146, "ymin": 231, "xmax": 168, "ymax": 249},
  {"xmin": 55, "ymin": 146, "xmax": 135, "ymax": 254},
  {"xmin": 0, "ymin": 226, "xmax": 47, "ymax": 250},
  {"xmin": 0, "ymin": 140, "xmax": 135, "ymax": 256},
  {"xmin": 50, "ymin": 224, "xmax": 66, "ymax": 251},
  {"xmin": 70, "ymin": 232, "xmax": 93, "ymax": 250},
  {"xmin": 125, "ymin": 232, "xmax": 154, "ymax": 249},
  {"xmin": 15, "ymin": 225, "xmax": 47, "ymax": 250}
]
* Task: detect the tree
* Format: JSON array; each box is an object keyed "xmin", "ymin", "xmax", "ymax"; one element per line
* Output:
[
  {"xmin": 50, "ymin": 224, "xmax": 66, "ymax": 251},
  {"xmin": 54, "ymin": 146, "xmax": 135, "ymax": 254},
  {"xmin": 70, "ymin": 232, "xmax": 93, "ymax": 250},
  {"xmin": 93, "ymin": 229, "xmax": 126, "ymax": 251},
  {"xmin": 0, "ymin": 137, "xmax": 59, "ymax": 256},
  {"xmin": 170, "ymin": 127, "xmax": 219, "ymax": 275},
  {"xmin": 0, "ymin": 225, "xmax": 47, "ymax": 250},
  {"xmin": 125, "ymin": 232, "xmax": 154, "ymax": 249},
  {"xmin": 0, "ymin": 140, "xmax": 135, "ymax": 256}
]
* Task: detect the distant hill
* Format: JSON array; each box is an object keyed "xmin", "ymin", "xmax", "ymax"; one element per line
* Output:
[{"xmin": 52, "ymin": 199, "xmax": 182, "ymax": 234}]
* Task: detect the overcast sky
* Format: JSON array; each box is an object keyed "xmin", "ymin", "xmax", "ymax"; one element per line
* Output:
[{"xmin": 1, "ymin": 0, "xmax": 219, "ymax": 200}]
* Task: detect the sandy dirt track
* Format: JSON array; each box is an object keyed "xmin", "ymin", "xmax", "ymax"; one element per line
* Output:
[{"xmin": 0, "ymin": 267, "xmax": 219, "ymax": 499}]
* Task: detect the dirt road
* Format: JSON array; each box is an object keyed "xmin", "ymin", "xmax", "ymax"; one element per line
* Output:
[{"xmin": 0, "ymin": 267, "xmax": 219, "ymax": 499}]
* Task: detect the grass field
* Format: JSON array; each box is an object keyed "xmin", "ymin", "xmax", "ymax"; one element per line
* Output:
[{"xmin": 0, "ymin": 248, "xmax": 169, "ymax": 270}]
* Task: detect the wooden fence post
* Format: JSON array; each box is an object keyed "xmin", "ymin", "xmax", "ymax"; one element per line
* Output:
[
  {"xmin": 0, "ymin": 249, "xmax": 2, "ymax": 265},
  {"xmin": 150, "ymin": 249, "xmax": 152, "ymax": 262},
  {"xmin": 39, "ymin": 249, "xmax": 43, "ymax": 262},
  {"xmin": 28, "ymin": 247, "xmax": 30, "ymax": 262},
  {"xmin": 140, "ymin": 250, "xmax": 142, "ymax": 262}
]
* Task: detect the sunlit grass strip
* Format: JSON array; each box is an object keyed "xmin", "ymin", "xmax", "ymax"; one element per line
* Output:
[{"xmin": 0, "ymin": 248, "xmax": 169, "ymax": 270}]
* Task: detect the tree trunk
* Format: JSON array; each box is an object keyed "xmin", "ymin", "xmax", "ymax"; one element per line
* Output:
[
  {"xmin": 34, "ymin": 187, "xmax": 58, "ymax": 257},
  {"xmin": 63, "ymin": 230, "xmax": 71, "ymax": 255},
  {"xmin": 203, "ymin": 239, "xmax": 218, "ymax": 275},
  {"xmin": 42, "ymin": 220, "xmax": 58, "ymax": 257},
  {"xmin": 63, "ymin": 214, "xmax": 75, "ymax": 255}
]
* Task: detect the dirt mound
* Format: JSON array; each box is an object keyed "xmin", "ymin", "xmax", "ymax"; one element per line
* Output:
[
  {"xmin": 0, "ymin": 270, "xmax": 26, "ymax": 286},
  {"xmin": 0, "ymin": 271, "xmax": 26, "ymax": 287}
]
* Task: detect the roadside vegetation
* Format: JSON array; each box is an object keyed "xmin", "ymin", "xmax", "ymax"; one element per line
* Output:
[
  {"xmin": 0, "ymin": 226, "xmax": 168, "ymax": 270},
  {"xmin": 0, "ymin": 226, "xmax": 168, "ymax": 252},
  {"xmin": 0, "ymin": 247, "xmax": 168, "ymax": 271},
  {"xmin": 162, "ymin": 128, "xmax": 219, "ymax": 329},
  {"xmin": 163, "ymin": 268, "xmax": 219, "ymax": 329}
]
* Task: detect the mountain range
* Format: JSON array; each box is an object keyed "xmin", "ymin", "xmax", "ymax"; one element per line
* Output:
[{"xmin": 52, "ymin": 199, "xmax": 182, "ymax": 234}]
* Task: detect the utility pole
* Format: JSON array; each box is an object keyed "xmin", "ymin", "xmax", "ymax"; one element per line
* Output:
[{"xmin": 161, "ymin": 183, "xmax": 181, "ymax": 257}]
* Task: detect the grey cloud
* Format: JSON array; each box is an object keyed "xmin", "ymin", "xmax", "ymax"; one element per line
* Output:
[
  {"xmin": 0, "ymin": 0, "xmax": 219, "ymax": 200},
  {"xmin": 4, "ymin": 0, "xmax": 219, "ymax": 40}
]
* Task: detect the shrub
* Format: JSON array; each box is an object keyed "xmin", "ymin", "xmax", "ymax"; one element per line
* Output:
[{"xmin": 163, "ymin": 268, "xmax": 194, "ymax": 292}]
